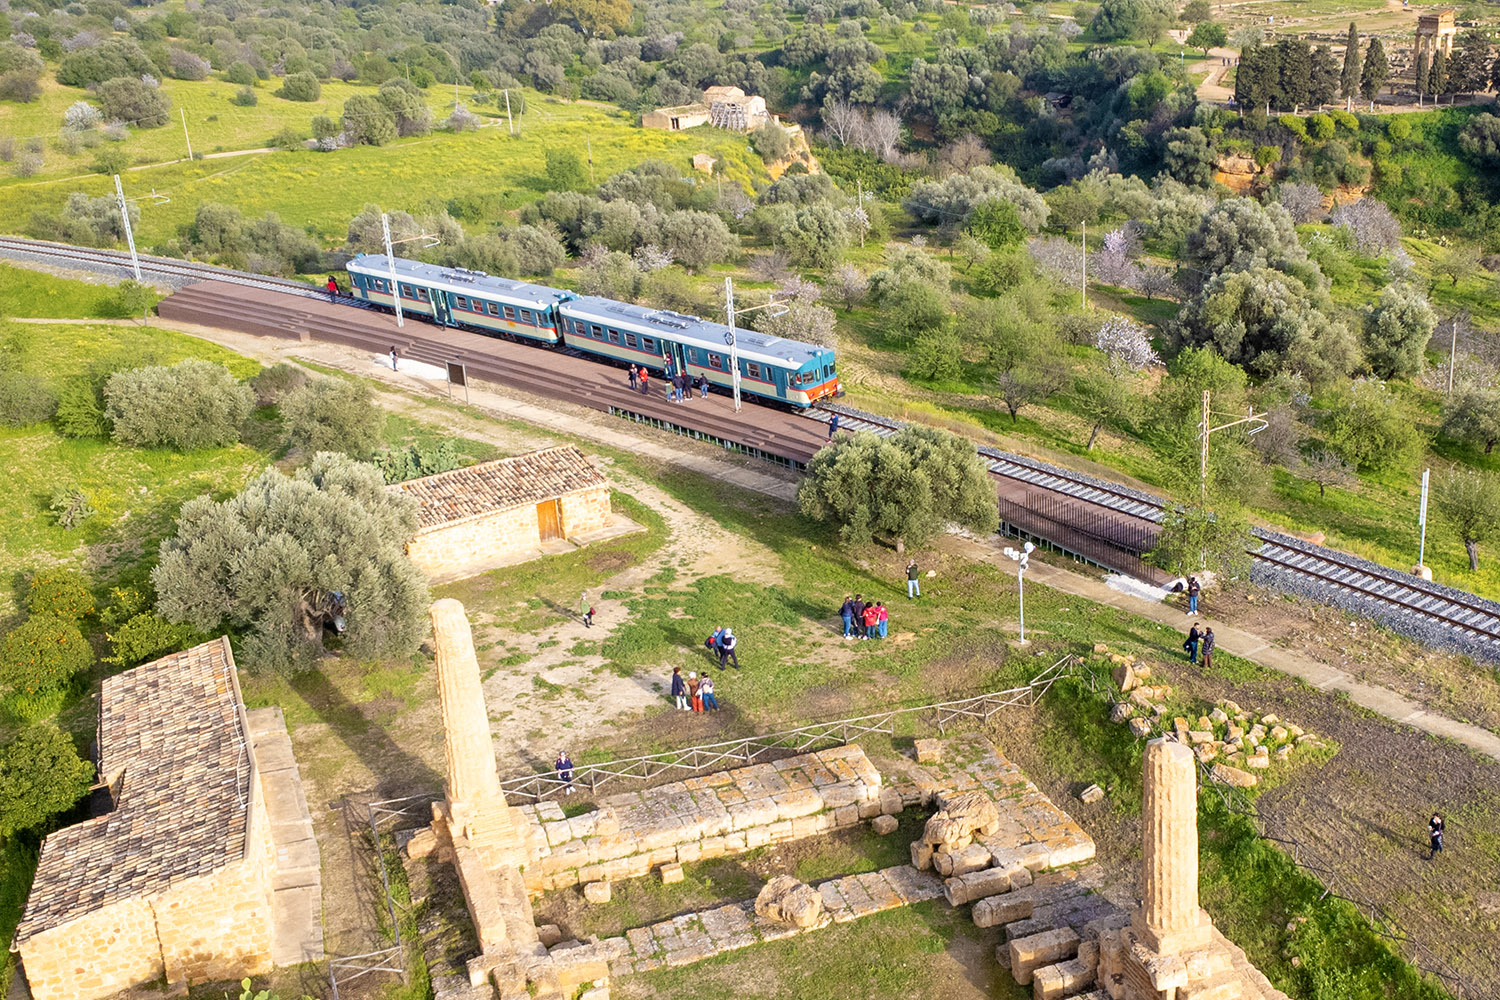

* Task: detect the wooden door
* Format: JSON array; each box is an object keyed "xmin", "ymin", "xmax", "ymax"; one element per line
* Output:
[{"xmin": 536, "ymin": 500, "xmax": 562, "ymax": 541}]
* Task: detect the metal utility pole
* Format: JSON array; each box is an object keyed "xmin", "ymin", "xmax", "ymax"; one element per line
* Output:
[
  {"xmin": 586, "ymin": 136, "xmax": 595, "ymax": 185},
  {"xmin": 1080, "ymin": 221, "xmax": 1087, "ymax": 311},
  {"xmin": 1198, "ymin": 389, "xmax": 1269, "ymax": 498},
  {"xmin": 1417, "ymin": 467, "xmax": 1430, "ymax": 576},
  {"xmin": 504, "ymin": 89, "xmax": 515, "ymax": 136},
  {"xmin": 723, "ymin": 277, "xmax": 789, "ymax": 413},
  {"xmin": 180, "ymin": 108, "xmax": 193, "ymax": 161},
  {"xmin": 114, "ymin": 174, "xmax": 143, "ymax": 281},
  {"xmin": 382, "ymin": 213, "xmax": 404, "ymax": 329}
]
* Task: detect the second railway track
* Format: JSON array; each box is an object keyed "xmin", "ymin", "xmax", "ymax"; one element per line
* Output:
[{"xmin": 8, "ymin": 239, "xmax": 1500, "ymax": 662}]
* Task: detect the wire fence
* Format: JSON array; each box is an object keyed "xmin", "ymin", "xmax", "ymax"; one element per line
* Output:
[
  {"xmin": 498, "ymin": 654, "xmax": 1077, "ymax": 802},
  {"xmin": 1076, "ymin": 662, "xmax": 1497, "ymax": 1000}
]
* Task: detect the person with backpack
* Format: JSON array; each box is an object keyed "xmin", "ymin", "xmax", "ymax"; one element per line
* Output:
[
  {"xmin": 1183, "ymin": 622, "xmax": 1202, "ymax": 664},
  {"xmin": 670, "ymin": 667, "xmax": 688, "ymax": 710},
  {"xmin": 699, "ymin": 672, "xmax": 719, "ymax": 711},
  {"xmin": 718, "ymin": 628, "xmax": 739, "ymax": 669},
  {"xmin": 579, "ymin": 591, "xmax": 594, "ymax": 628},
  {"xmin": 861, "ymin": 602, "xmax": 878, "ymax": 641},
  {"xmin": 839, "ymin": 596, "xmax": 855, "ymax": 640},
  {"xmin": 1200, "ymin": 627, "xmax": 1216, "ymax": 669},
  {"xmin": 705, "ymin": 627, "xmax": 723, "ymax": 663},
  {"xmin": 876, "ymin": 601, "xmax": 888, "ymax": 639}
]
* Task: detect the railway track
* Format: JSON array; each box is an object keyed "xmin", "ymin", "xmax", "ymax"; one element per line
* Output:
[{"xmin": 8, "ymin": 239, "xmax": 1500, "ymax": 661}]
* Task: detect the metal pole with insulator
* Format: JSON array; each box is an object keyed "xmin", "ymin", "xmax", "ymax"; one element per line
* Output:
[
  {"xmin": 113, "ymin": 174, "xmax": 142, "ymax": 282},
  {"xmin": 382, "ymin": 212, "xmax": 404, "ymax": 329}
]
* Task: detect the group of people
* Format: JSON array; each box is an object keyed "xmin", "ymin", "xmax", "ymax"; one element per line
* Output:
[
  {"xmin": 705, "ymin": 626, "xmax": 740, "ymax": 669},
  {"xmin": 839, "ymin": 595, "xmax": 888, "ymax": 640},
  {"xmin": 670, "ymin": 666, "xmax": 721, "ymax": 712},
  {"xmin": 628, "ymin": 363, "xmax": 708, "ymax": 402},
  {"xmin": 1183, "ymin": 622, "xmax": 1214, "ymax": 667}
]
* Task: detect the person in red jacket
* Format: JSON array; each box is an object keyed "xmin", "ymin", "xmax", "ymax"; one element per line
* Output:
[
  {"xmin": 326, "ymin": 275, "xmax": 338, "ymax": 301},
  {"xmin": 861, "ymin": 602, "xmax": 878, "ymax": 641}
]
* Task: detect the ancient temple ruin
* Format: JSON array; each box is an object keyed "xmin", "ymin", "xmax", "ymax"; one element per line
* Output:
[{"xmin": 1415, "ymin": 9, "xmax": 1456, "ymax": 61}]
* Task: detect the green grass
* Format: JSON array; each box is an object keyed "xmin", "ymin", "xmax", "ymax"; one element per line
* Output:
[
  {"xmin": 0, "ymin": 262, "xmax": 159, "ymax": 318},
  {"xmin": 0, "ymin": 90, "xmax": 769, "ymax": 247}
]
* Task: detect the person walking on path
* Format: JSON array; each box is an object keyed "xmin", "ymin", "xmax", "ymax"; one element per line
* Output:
[
  {"xmin": 389, "ymin": 346, "xmax": 399, "ymax": 372},
  {"xmin": 1184, "ymin": 623, "xmax": 1202, "ymax": 664},
  {"xmin": 1428, "ymin": 813, "xmax": 1445, "ymax": 858},
  {"xmin": 628, "ymin": 364, "xmax": 638, "ymax": 391},
  {"xmin": 700, "ymin": 672, "xmax": 719, "ymax": 712},
  {"xmin": 555, "ymin": 751, "xmax": 575, "ymax": 795},
  {"xmin": 698, "ymin": 374, "xmax": 709, "ymax": 399},
  {"xmin": 1187, "ymin": 576, "xmax": 1201, "ymax": 615},
  {"xmin": 827, "ymin": 412, "xmax": 840, "ymax": 441},
  {"xmin": 839, "ymin": 596, "xmax": 855, "ymax": 639},
  {"xmin": 876, "ymin": 601, "xmax": 888, "ymax": 639},
  {"xmin": 851, "ymin": 595, "xmax": 866, "ymax": 639},
  {"xmin": 326, "ymin": 276, "xmax": 339, "ymax": 302},
  {"xmin": 861, "ymin": 602, "xmax": 878, "ymax": 641},
  {"xmin": 1200, "ymin": 627, "xmax": 1216, "ymax": 670},
  {"xmin": 671, "ymin": 667, "xmax": 688, "ymax": 710},
  {"xmin": 579, "ymin": 591, "xmax": 594, "ymax": 628},
  {"xmin": 907, "ymin": 560, "xmax": 921, "ymax": 599},
  {"xmin": 718, "ymin": 628, "xmax": 739, "ymax": 669}
]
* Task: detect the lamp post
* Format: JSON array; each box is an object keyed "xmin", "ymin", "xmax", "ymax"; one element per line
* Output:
[
  {"xmin": 1003, "ymin": 542, "xmax": 1034, "ymax": 644},
  {"xmin": 723, "ymin": 276, "xmax": 788, "ymax": 413}
]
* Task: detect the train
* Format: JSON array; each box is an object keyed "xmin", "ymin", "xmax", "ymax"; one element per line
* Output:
[{"xmin": 344, "ymin": 254, "xmax": 841, "ymax": 408}]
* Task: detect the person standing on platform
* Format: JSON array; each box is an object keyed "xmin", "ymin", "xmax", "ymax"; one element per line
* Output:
[
  {"xmin": 629, "ymin": 364, "xmax": 638, "ymax": 391},
  {"xmin": 326, "ymin": 276, "xmax": 339, "ymax": 302},
  {"xmin": 698, "ymin": 374, "xmax": 709, "ymax": 399},
  {"xmin": 389, "ymin": 346, "xmax": 398, "ymax": 372},
  {"xmin": 827, "ymin": 413, "xmax": 840, "ymax": 441},
  {"xmin": 639, "ymin": 368, "xmax": 649, "ymax": 395}
]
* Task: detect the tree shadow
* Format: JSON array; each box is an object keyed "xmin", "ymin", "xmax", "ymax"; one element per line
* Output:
[{"xmin": 290, "ymin": 665, "xmax": 442, "ymax": 799}]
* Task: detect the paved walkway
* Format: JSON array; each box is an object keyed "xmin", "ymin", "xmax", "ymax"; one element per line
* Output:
[{"xmin": 147, "ymin": 317, "xmax": 1500, "ymax": 765}]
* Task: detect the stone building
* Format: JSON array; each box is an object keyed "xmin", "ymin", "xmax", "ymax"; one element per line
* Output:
[
  {"xmin": 393, "ymin": 445, "xmax": 612, "ymax": 583},
  {"xmin": 1415, "ymin": 9, "xmax": 1456, "ymax": 60},
  {"xmin": 642, "ymin": 86, "xmax": 769, "ymax": 132},
  {"xmin": 14, "ymin": 638, "xmax": 322, "ymax": 1000},
  {"xmin": 640, "ymin": 104, "xmax": 712, "ymax": 131}
]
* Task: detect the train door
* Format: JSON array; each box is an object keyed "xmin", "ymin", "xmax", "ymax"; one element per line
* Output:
[
  {"xmin": 668, "ymin": 341, "xmax": 688, "ymax": 376},
  {"xmin": 432, "ymin": 288, "xmax": 452, "ymax": 326}
]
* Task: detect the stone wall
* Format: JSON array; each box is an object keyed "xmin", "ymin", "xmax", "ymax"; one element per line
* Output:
[
  {"xmin": 407, "ymin": 487, "xmax": 612, "ymax": 583},
  {"xmin": 19, "ymin": 757, "xmax": 275, "ymax": 1000}
]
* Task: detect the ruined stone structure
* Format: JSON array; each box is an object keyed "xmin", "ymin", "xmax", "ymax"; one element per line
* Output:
[
  {"xmin": 394, "ymin": 445, "xmax": 612, "ymax": 583},
  {"xmin": 643, "ymin": 86, "xmax": 769, "ymax": 132},
  {"xmin": 15, "ymin": 639, "xmax": 322, "ymax": 1000},
  {"xmin": 1415, "ymin": 9, "xmax": 1456, "ymax": 61}
]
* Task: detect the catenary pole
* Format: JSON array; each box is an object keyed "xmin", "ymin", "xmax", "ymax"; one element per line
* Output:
[
  {"xmin": 113, "ymin": 174, "xmax": 142, "ymax": 282},
  {"xmin": 382, "ymin": 212, "xmax": 404, "ymax": 329}
]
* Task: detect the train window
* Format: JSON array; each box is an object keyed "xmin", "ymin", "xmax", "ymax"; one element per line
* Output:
[
  {"xmin": 520, "ymin": 309, "xmax": 533, "ymax": 324},
  {"xmin": 503, "ymin": 306, "xmax": 516, "ymax": 320},
  {"xmin": 707, "ymin": 353, "xmax": 723, "ymax": 370},
  {"xmin": 590, "ymin": 325, "xmax": 603, "ymax": 338},
  {"xmin": 642, "ymin": 337, "xmax": 656, "ymax": 351},
  {"xmin": 608, "ymin": 329, "xmax": 622, "ymax": 344},
  {"xmin": 624, "ymin": 332, "xmax": 639, "ymax": 348},
  {"xmin": 399, "ymin": 283, "xmax": 412, "ymax": 297},
  {"xmin": 417, "ymin": 288, "xmax": 430, "ymax": 303},
  {"xmin": 455, "ymin": 296, "xmax": 468, "ymax": 310},
  {"xmin": 487, "ymin": 303, "xmax": 499, "ymax": 316},
  {"xmin": 746, "ymin": 362, "xmax": 762, "ymax": 379}
]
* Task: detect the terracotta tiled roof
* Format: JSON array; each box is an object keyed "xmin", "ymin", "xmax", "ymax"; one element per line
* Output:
[
  {"xmin": 16, "ymin": 638, "xmax": 252, "ymax": 941},
  {"xmin": 393, "ymin": 445, "xmax": 609, "ymax": 531}
]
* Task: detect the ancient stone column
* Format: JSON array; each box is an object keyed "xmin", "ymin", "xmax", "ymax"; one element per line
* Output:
[
  {"xmin": 1136, "ymin": 738, "xmax": 1209, "ymax": 953},
  {"xmin": 432, "ymin": 598, "xmax": 504, "ymax": 805}
]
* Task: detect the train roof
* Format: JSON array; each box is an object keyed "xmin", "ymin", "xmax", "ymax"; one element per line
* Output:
[
  {"xmin": 347, "ymin": 254, "xmax": 570, "ymax": 310},
  {"xmin": 560, "ymin": 295, "xmax": 830, "ymax": 368}
]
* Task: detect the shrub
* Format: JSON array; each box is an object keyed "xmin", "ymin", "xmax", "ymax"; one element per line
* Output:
[
  {"xmin": 0, "ymin": 371, "xmax": 57, "ymax": 425},
  {"xmin": 99, "ymin": 279, "xmax": 157, "ymax": 319},
  {"xmin": 90, "ymin": 149, "xmax": 130, "ymax": 175},
  {"xmin": 25, "ymin": 570, "xmax": 94, "ymax": 620},
  {"xmin": 1323, "ymin": 378, "xmax": 1424, "ymax": 472},
  {"xmin": 249, "ymin": 363, "xmax": 309, "ymax": 404},
  {"xmin": 1307, "ymin": 113, "xmax": 1335, "ymax": 140},
  {"xmin": 53, "ymin": 376, "xmax": 109, "ymax": 438},
  {"xmin": 1278, "ymin": 114, "xmax": 1309, "ymax": 141},
  {"xmin": 0, "ymin": 615, "xmax": 93, "ymax": 695},
  {"xmin": 280, "ymin": 377, "xmax": 383, "ymax": 458},
  {"xmin": 103, "ymin": 360, "xmax": 253, "ymax": 450},
  {"xmin": 48, "ymin": 486, "xmax": 97, "ymax": 530},
  {"xmin": 103, "ymin": 612, "xmax": 200, "ymax": 668},
  {"xmin": 230, "ymin": 86, "xmax": 257, "ymax": 107},
  {"xmin": 96, "ymin": 75, "xmax": 170, "ymax": 128},
  {"xmin": 276, "ymin": 70, "xmax": 321, "ymax": 102},
  {"xmin": 0, "ymin": 725, "xmax": 94, "ymax": 837},
  {"xmin": 224, "ymin": 61, "xmax": 257, "ymax": 86}
]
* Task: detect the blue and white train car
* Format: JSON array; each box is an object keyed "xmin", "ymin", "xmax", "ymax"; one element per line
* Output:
[
  {"xmin": 557, "ymin": 296, "xmax": 840, "ymax": 407},
  {"xmin": 346, "ymin": 254, "xmax": 571, "ymax": 344}
]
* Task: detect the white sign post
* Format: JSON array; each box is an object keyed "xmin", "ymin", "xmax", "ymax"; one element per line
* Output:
[{"xmin": 1416, "ymin": 468, "xmax": 1430, "ymax": 578}]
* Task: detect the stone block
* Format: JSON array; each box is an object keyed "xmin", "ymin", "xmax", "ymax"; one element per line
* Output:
[
  {"xmin": 910, "ymin": 841, "xmax": 933, "ymax": 870},
  {"xmin": 754, "ymin": 875, "xmax": 824, "ymax": 928},
  {"xmin": 1031, "ymin": 956, "xmax": 1095, "ymax": 1000},
  {"xmin": 1079, "ymin": 785, "xmax": 1105, "ymax": 805},
  {"xmin": 973, "ymin": 893, "xmax": 1035, "ymax": 928},
  {"xmin": 913, "ymin": 738, "xmax": 944, "ymax": 763},
  {"xmin": 834, "ymin": 805, "xmax": 860, "ymax": 827},
  {"xmin": 1187, "ymin": 730, "xmax": 1214, "ymax": 744},
  {"xmin": 1092, "ymin": 643, "xmax": 1109, "ymax": 654},
  {"xmin": 1246, "ymin": 751, "xmax": 1270, "ymax": 770},
  {"xmin": 1110, "ymin": 702, "xmax": 1134, "ymax": 724},
  {"xmin": 404, "ymin": 827, "xmax": 439, "ymax": 859},
  {"xmin": 858, "ymin": 798, "xmax": 883, "ymax": 820},
  {"xmin": 872, "ymin": 814, "xmax": 899, "ymax": 836},
  {"xmin": 551, "ymin": 943, "xmax": 611, "ymax": 990},
  {"xmin": 949, "ymin": 843, "xmax": 992, "ymax": 877},
  {"xmin": 878, "ymin": 788, "xmax": 904, "ymax": 815},
  {"xmin": 1009, "ymin": 927, "xmax": 1080, "ymax": 986},
  {"xmin": 537, "ymin": 924, "xmax": 564, "ymax": 947},
  {"xmin": 1112, "ymin": 664, "xmax": 1137, "ymax": 692},
  {"xmin": 583, "ymin": 881, "xmax": 612, "ymax": 904},
  {"xmin": 1129, "ymin": 718, "xmax": 1153, "ymax": 738},
  {"xmin": 659, "ymin": 863, "xmax": 684, "ymax": 885}
]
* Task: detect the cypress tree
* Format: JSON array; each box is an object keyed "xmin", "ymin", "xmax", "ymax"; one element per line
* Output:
[
  {"xmin": 1310, "ymin": 45, "xmax": 1340, "ymax": 107},
  {"xmin": 1360, "ymin": 38, "xmax": 1388, "ymax": 107},
  {"xmin": 1277, "ymin": 38, "xmax": 1313, "ymax": 111},
  {"xmin": 1340, "ymin": 22, "xmax": 1361, "ymax": 109},
  {"xmin": 1491, "ymin": 50, "xmax": 1500, "ymax": 95},
  {"xmin": 1431, "ymin": 47, "xmax": 1449, "ymax": 105},
  {"xmin": 1415, "ymin": 49, "xmax": 1430, "ymax": 105}
]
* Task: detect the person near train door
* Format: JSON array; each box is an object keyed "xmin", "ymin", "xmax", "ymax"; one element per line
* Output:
[
  {"xmin": 698, "ymin": 374, "xmax": 709, "ymax": 399},
  {"xmin": 906, "ymin": 560, "xmax": 921, "ymax": 599},
  {"xmin": 326, "ymin": 276, "xmax": 339, "ymax": 301},
  {"xmin": 718, "ymin": 628, "xmax": 739, "ymax": 669},
  {"xmin": 827, "ymin": 412, "xmax": 840, "ymax": 441},
  {"xmin": 628, "ymin": 364, "xmax": 638, "ymax": 391},
  {"xmin": 1428, "ymin": 813, "xmax": 1445, "ymax": 858},
  {"xmin": 1186, "ymin": 575, "xmax": 1201, "ymax": 615},
  {"xmin": 1200, "ymin": 627, "xmax": 1215, "ymax": 670}
]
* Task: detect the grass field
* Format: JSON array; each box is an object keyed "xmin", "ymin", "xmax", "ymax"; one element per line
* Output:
[
  {"xmin": 0, "ymin": 262, "xmax": 160, "ymax": 318},
  {"xmin": 0, "ymin": 86, "xmax": 769, "ymax": 246}
]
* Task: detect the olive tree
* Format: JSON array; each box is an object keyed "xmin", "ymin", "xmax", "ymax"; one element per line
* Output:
[
  {"xmin": 1439, "ymin": 386, "xmax": 1500, "ymax": 454},
  {"xmin": 661, "ymin": 210, "xmax": 737, "ymax": 272},
  {"xmin": 797, "ymin": 426, "xmax": 998, "ymax": 552},
  {"xmin": 1363, "ymin": 282, "xmax": 1435, "ymax": 380},
  {"xmin": 152, "ymin": 453, "xmax": 429, "ymax": 674},
  {"xmin": 103, "ymin": 360, "xmax": 253, "ymax": 450},
  {"xmin": 1434, "ymin": 468, "xmax": 1500, "ymax": 570},
  {"xmin": 280, "ymin": 377, "xmax": 384, "ymax": 458}
]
